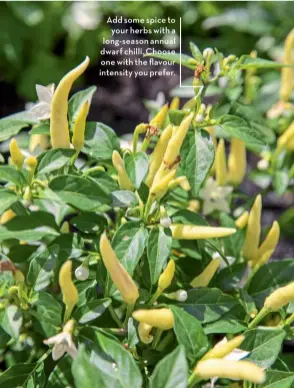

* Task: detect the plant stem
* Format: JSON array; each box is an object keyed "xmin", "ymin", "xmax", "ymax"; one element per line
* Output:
[
  {"xmin": 156, "ymin": 331, "xmax": 174, "ymax": 352},
  {"xmin": 151, "ymin": 329, "xmax": 163, "ymax": 349},
  {"xmin": 108, "ymin": 305, "xmax": 123, "ymax": 328},
  {"xmin": 124, "ymin": 303, "xmax": 135, "ymax": 328},
  {"xmin": 148, "ymin": 288, "xmax": 162, "ymax": 306},
  {"xmin": 284, "ymin": 313, "xmax": 294, "ymax": 326},
  {"xmin": 143, "ymin": 196, "xmax": 154, "ymax": 222},
  {"xmin": 248, "ymin": 307, "xmax": 269, "ymax": 329},
  {"xmin": 188, "ymin": 373, "xmax": 201, "ymax": 388}
]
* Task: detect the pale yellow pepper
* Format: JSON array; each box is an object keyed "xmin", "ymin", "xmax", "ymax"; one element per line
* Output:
[
  {"xmin": 228, "ymin": 138, "xmax": 246, "ymax": 185},
  {"xmin": 264, "ymin": 282, "xmax": 294, "ymax": 311},
  {"xmin": 171, "ymin": 224, "xmax": 236, "ymax": 240},
  {"xmin": 132, "ymin": 308, "xmax": 174, "ymax": 330},
  {"xmin": 138, "ymin": 323, "xmax": 153, "ymax": 344},
  {"xmin": 59, "ymin": 261, "xmax": 79, "ymax": 320},
  {"xmin": 112, "ymin": 151, "xmax": 133, "ymax": 191},
  {"xmin": 280, "ymin": 28, "xmax": 294, "ymax": 102},
  {"xmin": 50, "ymin": 56, "xmax": 90, "ymax": 148},
  {"xmin": 170, "ymin": 96, "xmax": 180, "ymax": 110},
  {"xmin": 0, "ymin": 209, "xmax": 16, "ymax": 224},
  {"xmin": 72, "ymin": 101, "xmax": 89, "ymax": 152},
  {"xmin": 99, "ymin": 232, "xmax": 139, "ymax": 305},
  {"xmin": 10, "ymin": 139, "xmax": 24, "ymax": 169},
  {"xmin": 190, "ymin": 258, "xmax": 221, "ymax": 288},
  {"xmin": 252, "ymin": 221, "xmax": 280, "ymax": 266},
  {"xmin": 158, "ymin": 260, "xmax": 175, "ymax": 291},
  {"xmin": 201, "ymin": 335, "xmax": 244, "ymax": 361},
  {"xmin": 215, "ymin": 139, "xmax": 227, "ymax": 186},
  {"xmin": 242, "ymin": 195, "xmax": 262, "ymax": 262},
  {"xmin": 235, "ymin": 211, "xmax": 249, "ymax": 229}
]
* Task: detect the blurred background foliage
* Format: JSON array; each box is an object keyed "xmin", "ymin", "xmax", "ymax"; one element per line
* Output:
[{"xmin": 0, "ymin": 1, "xmax": 294, "ymax": 108}]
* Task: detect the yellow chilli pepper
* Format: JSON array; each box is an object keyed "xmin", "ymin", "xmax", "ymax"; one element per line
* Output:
[
  {"xmin": 9, "ymin": 139, "xmax": 24, "ymax": 169},
  {"xmin": 150, "ymin": 167, "xmax": 177, "ymax": 199},
  {"xmin": 112, "ymin": 151, "xmax": 133, "ymax": 191},
  {"xmin": 59, "ymin": 261, "xmax": 79, "ymax": 321},
  {"xmin": 72, "ymin": 101, "xmax": 89, "ymax": 152},
  {"xmin": 29, "ymin": 134, "xmax": 49, "ymax": 152},
  {"xmin": 193, "ymin": 359, "xmax": 265, "ymax": 384},
  {"xmin": 190, "ymin": 258, "xmax": 221, "ymax": 288},
  {"xmin": 168, "ymin": 176, "xmax": 191, "ymax": 191},
  {"xmin": 171, "ymin": 224, "xmax": 236, "ymax": 240},
  {"xmin": 264, "ymin": 282, "xmax": 294, "ymax": 312},
  {"xmin": 228, "ymin": 138, "xmax": 246, "ymax": 185},
  {"xmin": 158, "ymin": 260, "xmax": 175, "ymax": 291},
  {"xmin": 163, "ymin": 113, "xmax": 193, "ymax": 166},
  {"xmin": 277, "ymin": 121, "xmax": 294, "ymax": 152},
  {"xmin": 99, "ymin": 232, "xmax": 139, "ymax": 305},
  {"xmin": 252, "ymin": 221, "xmax": 280, "ymax": 266},
  {"xmin": 149, "ymin": 104, "xmax": 169, "ymax": 129},
  {"xmin": 215, "ymin": 139, "xmax": 227, "ymax": 186},
  {"xmin": 242, "ymin": 195, "xmax": 262, "ymax": 262},
  {"xmin": 146, "ymin": 124, "xmax": 173, "ymax": 187},
  {"xmin": 132, "ymin": 308, "xmax": 174, "ymax": 330},
  {"xmin": 170, "ymin": 96, "xmax": 180, "ymax": 110},
  {"xmin": 235, "ymin": 211, "xmax": 249, "ymax": 229},
  {"xmin": 280, "ymin": 28, "xmax": 294, "ymax": 102},
  {"xmin": 50, "ymin": 56, "xmax": 90, "ymax": 149},
  {"xmin": 26, "ymin": 156, "xmax": 38, "ymax": 171},
  {"xmin": 0, "ymin": 209, "xmax": 16, "ymax": 224},
  {"xmin": 201, "ymin": 335, "xmax": 244, "ymax": 361},
  {"xmin": 138, "ymin": 323, "xmax": 153, "ymax": 344}
]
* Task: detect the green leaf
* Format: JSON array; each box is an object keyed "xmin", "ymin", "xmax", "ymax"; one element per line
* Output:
[
  {"xmin": 181, "ymin": 129, "xmax": 215, "ymax": 196},
  {"xmin": 259, "ymin": 370, "xmax": 294, "ymax": 388},
  {"xmin": 112, "ymin": 221, "xmax": 148, "ymax": 275},
  {"xmin": 73, "ymin": 298, "xmax": 111, "ymax": 324},
  {"xmin": 170, "ymin": 306, "xmax": 208, "ymax": 364},
  {"xmin": 178, "ymin": 288, "xmax": 243, "ymax": 324},
  {"xmin": 124, "ymin": 152, "xmax": 149, "ymax": 189},
  {"xmin": 273, "ymin": 170, "xmax": 289, "ymax": 196},
  {"xmin": 36, "ymin": 149, "xmax": 76, "ymax": 176},
  {"xmin": 168, "ymin": 110, "xmax": 186, "ymax": 126},
  {"xmin": 84, "ymin": 122, "xmax": 120, "ymax": 161},
  {"xmin": 189, "ymin": 42, "xmax": 203, "ymax": 62},
  {"xmin": 218, "ymin": 114, "xmax": 265, "ymax": 149},
  {"xmin": 27, "ymin": 245, "xmax": 59, "ymax": 291},
  {"xmin": 238, "ymin": 55, "xmax": 294, "ymax": 69},
  {"xmin": 111, "ymin": 190, "xmax": 139, "ymax": 208},
  {"xmin": 144, "ymin": 52, "xmax": 196, "ymax": 70},
  {"xmin": 47, "ymin": 356, "xmax": 74, "ymax": 388},
  {"xmin": 248, "ymin": 259, "xmax": 294, "ymax": 308},
  {"xmin": 0, "ymin": 119, "xmax": 31, "ymax": 141},
  {"xmin": 0, "ymin": 363, "xmax": 36, "ymax": 388},
  {"xmin": 29, "ymin": 123, "xmax": 50, "ymax": 135},
  {"xmin": 70, "ymin": 213, "xmax": 107, "ymax": 234},
  {"xmin": 149, "ymin": 346, "xmax": 188, "ymax": 388},
  {"xmin": 127, "ymin": 318, "xmax": 139, "ymax": 348},
  {"xmin": 0, "ymin": 190, "xmax": 19, "ymax": 214},
  {"xmin": 34, "ymin": 292, "xmax": 62, "ymax": 337},
  {"xmin": 0, "ymin": 305, "xmax": 22, "ymax": 339},
  {"xmin": 212, "ymin": 263, "xmax": 247, "ymax": 293},
  {"xmin": 68, "ymin": 86, "xmax": 97, "ymax": 127},
  {"xmin": 0, "ymin": 166, "xmax": 26, "ymax": 185},
  {"xmin": 0, "ymin": 211, "xmax": 59, "ymax": 242},
  {"xmin": 49, "ymin": 175, "xmax": 110, "ymax": 211},
  {"xmin": 240, "ymin": 328, "xmax": 286, "ymax": 369},
  {"xmin": 147, "ymin": 226, "xmax": 172, "ymax": 285}
]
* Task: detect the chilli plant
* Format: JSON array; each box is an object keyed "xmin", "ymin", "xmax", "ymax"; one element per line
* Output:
[{"xmin": 0, "ymin": 33, "xmax": 293, "ymax": 388}]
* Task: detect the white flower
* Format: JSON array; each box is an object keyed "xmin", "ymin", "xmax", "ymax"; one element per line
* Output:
[
  {"xmin": 199, "ymin": 177, "xmax": 233, "ymax": 215},
  {"xmin": 210, "ymin": 337, "xmax": 250, "ymax": 388},
  {"xmin": 257, "ymin": 159, "xmax": 269, "ymax": 171},
  {"xmin": 71, "ymin": 2, "xmax": 101, "ymax": 30},
  {"xmin": 160, "ymin": 216, "xmax": 172, "ymax": 228},
  {"xmin": 29, "ymin": 84, "xmax": 55, "ymax": 120},
  {"xmin": 44, "ymin": 320, "xmax": 77, "ymax": 361},
  {"xmin": 75, "ymin": 265, "xmax": 89, "ymax": 281}
]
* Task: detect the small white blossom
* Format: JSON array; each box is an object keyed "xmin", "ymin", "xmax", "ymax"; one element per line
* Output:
[
  {"xmin": 44, "ymin": 320, "xmax": 77, "ymax": 361},
  {"xmin": 257, "ymin": 159, "xmax": 269, "ymax": 171},
  {"xmin": 175, "ymin": 289, "xmax": 187, "ymax": 302},
  {"xmin": 210, "ymin": 337, "xmax": 250, "ymax": 388},
  {"xmin": 29, "ymin": 84, "xmax": 55, "ymax": 120},
  {"xmin": 75, "ymin": 265, "xmax": 89, "ymax": 281},
  {"xmin": 199, "ymin": 177, "xmax": 233, "ymax": 215},
  {"xmin": 160, "ymin": 216, "xmax": 172, "ymax": 228}
]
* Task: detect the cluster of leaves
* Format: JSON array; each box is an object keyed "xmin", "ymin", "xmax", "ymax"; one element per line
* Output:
[{"xmin": 0, "ymin": 38, "xmax": 293, "ymax": 388}]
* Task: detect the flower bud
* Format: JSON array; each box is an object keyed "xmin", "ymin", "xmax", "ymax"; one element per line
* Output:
[
  {"xmin": 72, "ymin": 101, "xmax": 89, "ymax": 152},
  {"xmin": 112, "ymin": 151, "xmax": 133, "ymax": 191},
  {"xmin": 166, "ymin": 289, "xmax": 187, "ymax": 302},
  {"xmin": 75, "ymin": 265, "xmax": 89, "ymax": 281},
  {"xmin": 203, "ymin": 48, "xmax": 214, "ymax": 61},
  {"xmin": 171, "ymin": 224, "xmax": 236, "ymax": 240},
  {"xmin": 138, "ymin": 323, "xmax": 153, "ymax": 344},
  {"xmin": 228, "ymin": 138, "xmax": 246, "ymax": 186},
  {"xmin": 158, "ymin": 260, "xmax": 175, "ymax": 291},
  {"xmin": 9, "ymin": 139, "xmax": 24, "ymax": 169},
  {"xmin": 50, "ymin": 57, "xmax": 90, "ymax": 148},
  {"xmin": 132, "ymin": 308, "xmax": 174, "ymax": 330},
  {"xmin": 99, "ymin": 232, "xmax": 139, "ymax": 305},
  {"xmin": 215, "ymin": 139, "xmax": 227, "ymax": 186},
  {"xmin": 264, "ymin": 282, "xmax": 294, "ymax": 311},
  {"xmin": 243, "ymin": 195, "xmax": 262, "ymax": 262},
  {"xmin": 59, "ymin": 261, "xmax": 79, "ymax": 318},
  {"xmin": 257, "ymin": 159, "xmax": 269, "ymax": 171},
  {"xmin": 190, "ymin": 258, "xmax": 221, "ymax": 288},
  {"xmin": 160, "ymin": 216, "xmax": 172, "ymax": 228},
  {"xmin": 193, "ymin": 359, "xmax": 265, "ymax": 384},
  {"xmin": 201, "ymin": 335, "xmax": 244, "ymax": 361},
  {"xmin": 235, "ymin": 211, "xmax": 249, "ymax": 229}
]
